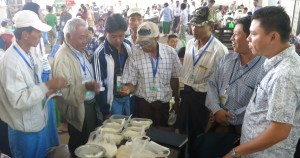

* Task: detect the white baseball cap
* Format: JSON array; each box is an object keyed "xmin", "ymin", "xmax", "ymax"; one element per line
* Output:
[
  {"xmin": 136, "ymin": 21, "xmax": 159, "ymax": 45},
  {"xmin": 13, "ymin": 10, "xmax": 52, "ymax": 32},
  {"xmin": 127, "ymin": 7, "xmax": 144, "ymax": 17}
]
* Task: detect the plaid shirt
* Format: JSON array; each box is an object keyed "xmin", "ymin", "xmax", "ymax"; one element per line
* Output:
[{"xmin": 122, "ymin": 43, "xmax": 182, "ymax": 103}]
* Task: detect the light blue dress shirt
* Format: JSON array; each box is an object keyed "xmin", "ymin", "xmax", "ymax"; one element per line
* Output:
[
  {"xmin": 160, "ymin": 7, "xmax": 173, "ymax": 22},
  {"xmin": 206, "ymin": 52, "xmax": 265, "ymax": 125}
]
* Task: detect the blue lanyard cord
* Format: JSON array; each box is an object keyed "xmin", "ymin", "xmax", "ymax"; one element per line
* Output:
[
  {"xmin": 71, "ymin": 51, "xmax": 86, "ymax": 76},
  {"xmin": 118, "ymin": 51, "xmax": 125, "ymax": 72},
  {"xmin": 39, "ymin": 41, "xmax": 43, "ymax": 55},
  {"xmin": 192, "ymin": 36, "xmax": 214, "ymax": 67},
  {"xmin": 13, "ymin": 45, "xmax": 40, "ymax": 84},
  {"xmin": 150, "ymin": 52, "xmax": 159, "ymax": 79},
  {"xmin": 228, "ymin": 57, "xmax": 262, "ymax": 86}
]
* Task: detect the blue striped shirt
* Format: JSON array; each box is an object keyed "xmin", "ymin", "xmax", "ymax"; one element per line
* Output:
[{"xmin": 205, "ymin": 52, "xmax": 265, "ymax": 125}]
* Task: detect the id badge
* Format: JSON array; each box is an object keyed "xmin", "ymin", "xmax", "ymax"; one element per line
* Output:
[
  {"xmin": 116, "ymin": 75, "xmax": 123, "ymax": 92},
  {"xmin": 219, "ymin": 94, "xmax": 228, "ymax": 105},
  {"xmin": 220, "ymin": 87, "xmax": 228, "ymax": 105},
  {"xmin": 149, "ymin": 85, "xmax": 158, "ymax": 97},
  {"xmin": 187, "ymin": 73, "xmax": 196, "ymax": 85}
]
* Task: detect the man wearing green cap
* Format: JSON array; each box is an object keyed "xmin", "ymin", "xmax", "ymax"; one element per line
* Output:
[{"xmin": 177, "ymin": 6, "xmax": 228, "ymax": 154}]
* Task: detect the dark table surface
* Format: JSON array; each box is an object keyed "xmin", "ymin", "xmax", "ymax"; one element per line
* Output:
[{"xmin": 47, "ymin": 127, "xmax": 186, "ymax": 158}]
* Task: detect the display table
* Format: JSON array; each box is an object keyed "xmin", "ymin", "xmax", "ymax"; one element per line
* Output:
[{"xmin": 46, "ymin": 127, "xmax": 187, "ymax": 158}]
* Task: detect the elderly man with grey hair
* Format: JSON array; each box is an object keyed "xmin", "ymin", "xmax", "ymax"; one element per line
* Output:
[{"xmin": 52, "ymin": 17, "xmax": 100, "ymax": 156}]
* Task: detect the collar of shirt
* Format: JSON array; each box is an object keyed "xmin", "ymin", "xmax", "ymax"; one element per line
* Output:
[
  {"xmin": 65, "ymin": 41, "xmax": 85, "ymax": 58},
  {"xmin": 263, "ymin": 46, "xmax": 294, "ymax": 73},
  {"xmin": 231, "ymin": 52, "xmax": 262, "ymax": 69},
  {"xmin": 146, "ymin": 43, "xmax": 168, "ymax": 60},
  {"xmin": 193, "ymin": 35, "xmax": 214, "ymax": 54},
  {"xmin": 14, "ymin": 41, "xmax": 32, "ymax": 63},
  {"xmin": 104, "ymin": 38, "xmax": 125, "ymax": 55}
]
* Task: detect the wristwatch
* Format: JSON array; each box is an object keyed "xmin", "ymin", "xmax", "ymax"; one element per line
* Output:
[{"xmin": 229, "ymin": 148, "xmax": 239, "ymax": 158}]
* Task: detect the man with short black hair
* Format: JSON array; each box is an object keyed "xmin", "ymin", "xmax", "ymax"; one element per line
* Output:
[
  {"xmin": 60, "ymin": 5, "xmax": 72, "ymax": 32},
  {"xmin": 208, "ymin": 0, "xmax": 215, "ymax": 8},
  {"xmin": 160, "ymin": 3, "xmax": 173, "ymax": 36},
  {"xmin": 0, "ymin": 21, "xmax": 13, "ymax": 35},
  {"xmin": 249, "ymin": 0, "xmax": 262, "ymax": 15},
  {"xmin": 167, "ymin": 34, "xmax": 178, "ymax": 50},
  {"xmin": 224, "ymin": 6, "xmax": 300, "ymax": 158},
  {"xmin": 206, "ymin": 16, "xmax": 264, "ymax": 136},
  {"xmin": 45, "ymin": 5, "xmax": 57, "ymax": 48},
  {"xmin": 172, "ymin": 0, "xmax": 181, "ymax": 33},
  {"xmin": 93, "ymin": 14, "xmax": 133, "ymax": 116},
  {"xmin": 86, "ymin": 27, "xmax": 99, "ymax": 61}
]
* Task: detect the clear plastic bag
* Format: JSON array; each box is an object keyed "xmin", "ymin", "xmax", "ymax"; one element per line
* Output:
[
  {"xmin": 122, "ymin": 126, "xmax": 146, "ymax": 140},
  {"xmin": 87, "ymin": 130, "xmax": 118, "ymax": 158},
  {"xmin": 168, "ymin": 110, "xmax": 177, "ymax": 126},
  {"xmin": 116, "ymin": 136, "xmax": 170, "ymax": 158}
]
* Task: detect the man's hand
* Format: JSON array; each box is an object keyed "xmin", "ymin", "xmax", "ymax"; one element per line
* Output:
[
  {"xmin": 215, "ymin": 109, "xmax": 235, "ymax": 126},
  {"xmin": 85, "ymin": 81, "xmax": 100, "ymax": 93},
  {"xmin": 103, "ymin": 114, "xmax": 111, "ymax": 121},
  {"xmin": 46, "ymin": 89, "xmax": 55, "ymax": 97},
  {"xmin": 120, "ymin": 84, "xmax": 136, "ymax": 96},
  {"xmin": 46, "ymin": 77, "xmax": 68, "ymax": 91},
  {"xmin": 119, "ymin": 85, "xmax": 130, "ymax": 96},
  {"xmin": 208, "ymin": 112, "xmax": 215, "ymax": 123},
  {"xmin": 171, "ymin": 99, "xmax": 179, "ymax": 114}
]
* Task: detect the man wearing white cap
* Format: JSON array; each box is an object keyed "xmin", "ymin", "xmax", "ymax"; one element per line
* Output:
[
  {"xmin": 121, "ymin": 21, "xmax": 182, "ymax": 126},
  {"xmin": 127, "ymin": 7, "xmax": 144, "ymax": 46},
  {"xmin": 125, "ymin": 8, "xmax": 144, "ymax": 115},
  {"xmin": 0, "ymin": 10, "xmax": 67, "ymax": 158}
]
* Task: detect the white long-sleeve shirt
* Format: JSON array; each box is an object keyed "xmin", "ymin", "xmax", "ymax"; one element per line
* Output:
[
  {"xmin": 180, "ymin": 35, "xmax": 229, "ymax": 92},
  {"xmin": 0, "ymin": 41, "xmax": 49, "ymax": 132}
]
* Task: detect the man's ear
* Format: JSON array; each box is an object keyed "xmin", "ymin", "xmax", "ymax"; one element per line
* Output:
[
  {"xmin": 269, "ymin": 31, "xmax": 280, "ymax": 44},
  {"xmin": 66, "ymin": 33, "xmax": 72, "ymax": 41},
  {"xmin": 21, "ymin": 31, "xmax": 29, "ymax": 40}
]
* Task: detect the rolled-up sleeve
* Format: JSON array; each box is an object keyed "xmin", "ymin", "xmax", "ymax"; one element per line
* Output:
[
  {"xmin": 205, "ymin": 58, "xmax": 224, "ymax": 114},
  {"xmin": 122, "ymin": 55, "xmax": 138, "ymax": 85},
  {"xmin": 171, "ymin": 50, "xmax": 182, "ymax": 78}
]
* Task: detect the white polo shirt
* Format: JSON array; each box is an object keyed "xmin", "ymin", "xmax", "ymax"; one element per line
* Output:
[{"xmin": 180, "ymin": 35, "xmax": 229, "ymax": 92}]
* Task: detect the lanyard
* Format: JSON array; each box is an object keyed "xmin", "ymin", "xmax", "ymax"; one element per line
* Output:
[
  {"xmin": 39, "ymin": 41, "xmax": 43, "ymax": 55},
  {"xmin": 192, "ymin": 36, "xmax": 214, "ymax": 67},
  {"xmin": 150, "ymin": 52, "xmax": 159, "ymax": 79},
  {"xmin": 71, "ymin": 51, "xmax": 86, "ymax": 76},
  {"xmin": 228, "ymin": 57, "xmax": 262, "ymax": 86},
  {"xmin": 118, "ymin": 51, "xmax": 125, "ymax": 72},
  {"xmin": 13, "ymin": 45, "xmax": 40, "ymax": 84}
]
